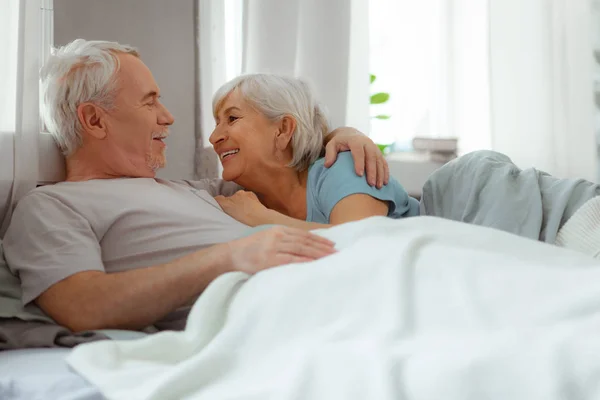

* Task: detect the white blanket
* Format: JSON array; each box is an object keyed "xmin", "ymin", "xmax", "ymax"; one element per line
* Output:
[{"xmin": 67, "ymin": 216, "xmax": 600, "ymax": 400}]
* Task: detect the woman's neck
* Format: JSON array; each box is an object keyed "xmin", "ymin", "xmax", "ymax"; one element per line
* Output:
[{"xmin": 238, "ymin": 167, "xmax": 309, "ymax": 220}]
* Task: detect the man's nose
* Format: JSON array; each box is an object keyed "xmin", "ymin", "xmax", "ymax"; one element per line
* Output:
[{"xmin": 158, "ymin": 103, "xmax": 175, "ymax": 125}]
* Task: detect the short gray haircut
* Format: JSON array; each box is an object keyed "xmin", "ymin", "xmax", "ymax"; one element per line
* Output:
[
  {"xmin": 212, "ymin": 74, "xmax": 329, "ymax": 171},
  {"xmin": 40, "ymin": 39, "xmax": 139, "ymax": 156}
]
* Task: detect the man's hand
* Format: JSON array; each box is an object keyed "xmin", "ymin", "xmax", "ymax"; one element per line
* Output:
[
  {"xmin": 226, "ymin": 226, "xmax": 336, "ymax": 274},
  {"xmin": 324, "ymin": 127, "xmax": 390, "ymax": 188},
  {"xmin": 215, "ymin": 191, "xmax": 269, "ymax": 227}
]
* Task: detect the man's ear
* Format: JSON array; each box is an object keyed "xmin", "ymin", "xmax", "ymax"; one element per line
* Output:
[
  {"xmin": 77, "ymin": 103, "xmax": 107, "ymax": 140},
  {"xmin": 275, "ymin": 115, "xmax": 296, "ymax": 150}
]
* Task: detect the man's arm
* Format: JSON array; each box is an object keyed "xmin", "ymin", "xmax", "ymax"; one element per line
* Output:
[
  {"xmin": 35, "ymin": 226, "xmax": 336, "ymax": 332},
  {"xmin": 36, "ymin": 244, "xmax": 229, "ymax": 332}
]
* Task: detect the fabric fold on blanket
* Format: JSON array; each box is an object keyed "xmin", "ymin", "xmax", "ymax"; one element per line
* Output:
[
  {"xmin": 66, "ymin": 216, "xmax": 600, "ymax": 400},
  {"xmin": 420, "ymin": 150, "xmax": 600, "ymax": 243},
  {"xmin": 0, "ymin": 318, "xmax": 108, "ymax": 351}
]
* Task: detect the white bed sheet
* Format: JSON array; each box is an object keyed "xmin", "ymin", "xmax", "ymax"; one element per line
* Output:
[
  {"xmin": 0, "ymin": 329, "xmax": 147, "ymax": 399},
  {"xmin": 67, "ymin": 216, "xmax": 600, "ymax": 400},
  {"xmin": 0, "ymin": 348, "xmax": 103, "ymax": 400}
]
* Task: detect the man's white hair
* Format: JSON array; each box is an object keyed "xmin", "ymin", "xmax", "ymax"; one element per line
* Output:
[
  {"xmin": 212, "ymin": 74, "xmax": 329, "ymax": 171},
  {"xmin": 40, "ymin": 39, "xmax": 139, "ymax": 156}
]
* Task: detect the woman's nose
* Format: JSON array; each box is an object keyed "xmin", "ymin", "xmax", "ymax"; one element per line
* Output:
[{"xmin": 209, "ymin": 128, "xmax": 226, "ymax": 146}]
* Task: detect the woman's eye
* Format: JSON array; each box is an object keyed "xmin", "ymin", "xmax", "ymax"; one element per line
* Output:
[{"xmin": 228, "ymin": 115, "xmax": 238, "ymax": 123}]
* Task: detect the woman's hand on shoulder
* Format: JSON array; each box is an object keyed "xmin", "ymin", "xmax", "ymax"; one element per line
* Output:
[{"xmin": 214, "ymin": 191, "xmax": 270, "ymax": 226}]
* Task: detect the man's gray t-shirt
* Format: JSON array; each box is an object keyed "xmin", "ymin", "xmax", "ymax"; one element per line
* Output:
[{"xmin": 2, "ymin": 178, "xmax": 247, "ymax": 330}]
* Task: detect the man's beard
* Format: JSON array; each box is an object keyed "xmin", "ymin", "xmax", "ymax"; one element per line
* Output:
[
  {"xmin": 147, "ymin": 130, "xmax": 168, "ymax": 171},
  {"xmin": 146, "ymin": 153, "xmax": 164, "ymax": 171}
]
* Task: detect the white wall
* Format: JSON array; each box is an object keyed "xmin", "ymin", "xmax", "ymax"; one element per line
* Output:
[{"xmin": 50, "ymin": 0, "xmax": 198, "ymax": 180}]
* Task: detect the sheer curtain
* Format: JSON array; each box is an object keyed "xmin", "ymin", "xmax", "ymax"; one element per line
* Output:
[
  {"xmin": 489, "ymin": 0, "xmax": 597, "ymax": 180},
  {"xmin": 196, "ymin": 0, "xmax": 244, "ymax": 177},
  {"xmin": 369, "ymin": 0, "xmax": 491, "ymax": 151},
  {"xmin": 242, "ymin": 0, "xmax": 370, "ymax": 133},
  {"xmin": 0, "ymin": 0, "xmax": 21, "ymax": 237},
  {"xmin": 0, "ymin": 0, "xmax": 40, "ymax": 237},
  {"xmin": 197, "ymin": 0, "xmax": 369, "ymax": 176}
]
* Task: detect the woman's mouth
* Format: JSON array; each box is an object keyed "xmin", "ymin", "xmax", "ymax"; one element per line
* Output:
[{"xmin": 220, "ymin": 149, "xmax": 239, "ymax": 163}]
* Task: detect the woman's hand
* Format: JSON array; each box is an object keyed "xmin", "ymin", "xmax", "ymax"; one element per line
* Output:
[
  {"xmin": 323, "ymin": 127, "xmax": 390, "ymax": 189},
  {"xmin": 214, "ymin": 191, "xmax": 270, "ymax": 226}
]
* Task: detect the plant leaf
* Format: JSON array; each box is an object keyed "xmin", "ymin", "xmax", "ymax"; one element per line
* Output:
[
  {"xmin": 370, "ymin": 74, "xmax": 376, "ymax": 84},
  {"xmin": 376, "ymin": 143, "xmax": 391, "ymax": 154},
  {"xmin": 374, "ymin": 114, "xmax": 391, "ymax": 120},
  {"xmin": 370, "ymin": 92, "xmax": 390, "ymax": 104}
]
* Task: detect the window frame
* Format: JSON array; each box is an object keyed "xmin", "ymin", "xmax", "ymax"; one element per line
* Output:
[{"xmin": 38, "ymin": 0, "xmax": 65, "ymax": 184}]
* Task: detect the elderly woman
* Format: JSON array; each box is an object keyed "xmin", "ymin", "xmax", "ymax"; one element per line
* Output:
[{"xmin": 210, "ymin": 74, "xmax": 419, "ymax": 229}]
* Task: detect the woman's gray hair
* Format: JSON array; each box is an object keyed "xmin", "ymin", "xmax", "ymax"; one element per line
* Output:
[
  {"xmin": 40, "ymin": 39, "xmax": 139, "ymax": 156},
  {"xmin": 212, "ymin": 74, "xmax": 329, "ymax": 171}
]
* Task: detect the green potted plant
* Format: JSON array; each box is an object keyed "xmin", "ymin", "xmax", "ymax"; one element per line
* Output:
[{"xmin": 370, "ymin": 74, "xmax": 391, "ymax": 154}]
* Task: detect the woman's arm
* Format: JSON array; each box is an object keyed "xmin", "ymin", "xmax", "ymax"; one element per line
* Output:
[
  {"xmin": 259, "ymin": 193, "xmax": 389, "ymax": 230},
  {"xmin": 328, "ymin": 194, "xmax": 389, "ymax": 224},
  {"xmin": 215, "ymin": 190, "xmax": 390, "ymax": 231},
  {"xmin": 260, "ymin": 210, "xmax": 330, "ymax": 230}
]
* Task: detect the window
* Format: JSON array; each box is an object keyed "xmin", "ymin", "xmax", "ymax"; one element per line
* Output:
[
  {"xmin": 223, "ymin": 0, "xmax": 244, "ymax": 81},
  {"xmin": 369, "ymin": 0, "xmax": 491, "ymax": 154},
  {"xmin": 0, "ymin": 0, "xmax": 20, "ymax": 134},
  {"xmin": 369, "ymin": 0, "xmax": 448, "ymax": 149},
  {"xmin": 40, "ymin": 0, "xmax": 53, "ymax": 133},
  {"xmin": 38, "ymin": 0, "xmax": 63, "ymax": 184}
]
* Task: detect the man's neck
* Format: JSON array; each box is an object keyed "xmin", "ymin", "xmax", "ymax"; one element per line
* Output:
[{"xmin": 65, "ymin": 148, "xmax": 154, "ymax": 182}]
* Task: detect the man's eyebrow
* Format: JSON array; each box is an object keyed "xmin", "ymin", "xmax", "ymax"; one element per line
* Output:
[{"xmin": 141, "ymin": 90, "xmax": 159, "ymax": 101}]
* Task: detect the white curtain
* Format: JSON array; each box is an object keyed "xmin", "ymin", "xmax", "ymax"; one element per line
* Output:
[
  {"xmin": 434, "ymin": 0, "xmax": 493, "ymax": 154},
  {"xmin": 241, "ymin": 0, "xmax": 370, "ymax": 134},
  {"xmin": 371, "ymin": 0, "xmax": 596, "ymax": 180},
  {"xmin": 197, "ymin": 0, "xmax": 244, "ymax": 176},
  {"xmin": 488, "ymin": 0, "xmax": 597, "ymax": 180},
  {"xmin": 435, "ymin": 0, "xmax": 596, "ymax": 179},
  {"xmin": 0, "ymin": 0, "xmax": 40, "ymax": 238}
]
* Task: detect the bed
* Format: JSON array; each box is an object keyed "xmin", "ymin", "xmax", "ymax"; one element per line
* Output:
[
  {"xmin": 58, "ymin": 216, "xmax": 600, "ymax": 400},
  {"xmin": 0, "ymin": 348, "xmax": 102, "ymax": 400}
]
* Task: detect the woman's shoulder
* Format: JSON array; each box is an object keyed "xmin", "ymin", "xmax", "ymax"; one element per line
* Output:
[{"xmin": 308, "ymin": 152, "xmax": 355, "ymax": 178}]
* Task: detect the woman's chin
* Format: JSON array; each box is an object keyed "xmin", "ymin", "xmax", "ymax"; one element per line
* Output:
[{"xmin": 221, "ymin": 168, "xmax": 241, "ymax": 182}]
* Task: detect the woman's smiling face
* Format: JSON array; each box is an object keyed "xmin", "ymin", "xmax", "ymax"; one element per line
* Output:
[{"xmin": 210, "ymin": 89, "xmax": 284, "ymax": 183}]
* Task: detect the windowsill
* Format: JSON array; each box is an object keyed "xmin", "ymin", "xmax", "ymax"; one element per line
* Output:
[{"xmin": 386, "ymin": 151, "xmax": 448, "ymax": 197}]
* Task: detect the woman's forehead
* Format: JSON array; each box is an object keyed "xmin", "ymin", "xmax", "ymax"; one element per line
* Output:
[{"xmin": 217, "ymin": 89, "xmax": 249, "ymax": 113}]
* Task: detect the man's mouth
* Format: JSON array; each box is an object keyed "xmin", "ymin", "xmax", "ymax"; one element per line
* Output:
[
  {"xmin": 220, "ymin": 149, "xmax": 239, "ymax": 161},
  {"xmin": 152, "ymin": 133, "xmax": 168, "ymax": 146}
]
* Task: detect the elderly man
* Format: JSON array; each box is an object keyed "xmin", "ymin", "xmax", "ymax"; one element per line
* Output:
[{"xmin": 3, "ymin": 39, "xmax": 389, "ymax": 333}]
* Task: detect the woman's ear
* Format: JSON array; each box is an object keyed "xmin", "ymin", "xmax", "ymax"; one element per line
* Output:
[
  {"xmin": 275, "ymin": 115, "xmax": 296, "ymax": 150},
  {"xmin": 77, "ymin": 103, "xmax": 107, "ymax": 140}
]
